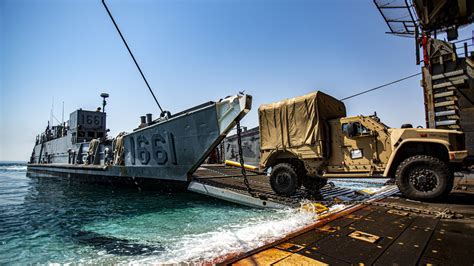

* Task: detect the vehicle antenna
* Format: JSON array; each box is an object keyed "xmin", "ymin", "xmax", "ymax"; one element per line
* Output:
[{"xmin": 102, "ymin": 0, "xmax": 164, "ymax": 113}]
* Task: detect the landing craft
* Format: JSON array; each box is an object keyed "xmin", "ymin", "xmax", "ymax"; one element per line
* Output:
[{"xmin": 27, "ymin": 93, "xmax": 251, "ymax": 188}]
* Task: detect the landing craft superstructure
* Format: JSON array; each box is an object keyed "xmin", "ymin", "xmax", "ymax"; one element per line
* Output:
[
  {"xmin": 28, "ymin": 94, "xmax": 252, "ymax": 185},
  {"xmin": 31, "ymin": 109, "xmax": 108, "ymax": 165}
]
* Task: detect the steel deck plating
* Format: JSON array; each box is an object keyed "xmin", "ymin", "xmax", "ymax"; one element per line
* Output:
[{"xmin": 190, "ymin": 165, "xmax": 395, "ymax": 208}]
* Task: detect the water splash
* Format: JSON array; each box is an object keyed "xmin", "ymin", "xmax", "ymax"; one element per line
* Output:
[{"xmin": 82, "ymin": 208, "xmax": 315, "ymax": 264}]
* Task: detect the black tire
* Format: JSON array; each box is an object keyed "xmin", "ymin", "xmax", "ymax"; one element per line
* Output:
[
  {"xmin": 441, "ymin": 173, "xmax": 454, "ymax": 197},
  {"xmin": 395, "ymin": 155, "xmax": 453, "ymax": 200},
  {"xmin": 303, "ymin": 176, "xmax": 328, "ymax": 192},
  {"xmin": 270, "ymin": 163, "xmax": 299, "ymax": 196}
]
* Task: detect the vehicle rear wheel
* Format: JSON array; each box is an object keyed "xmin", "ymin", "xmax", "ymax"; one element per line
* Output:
[
  {"xmin": 270, "ymin": 163, "xmax": 299, "ymax": 196},
  {"xmin": 395, "ymin": 155, "xmax": 453, "ymax": 200},
  {"xmin": 303, "ymin": 176, "xmax": 327, "ymax": 192}
]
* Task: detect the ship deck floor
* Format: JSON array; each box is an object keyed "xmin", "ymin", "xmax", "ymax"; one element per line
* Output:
[{"xmin": 223, "ymin": 175, "xmax": 474, "ymax": 265}]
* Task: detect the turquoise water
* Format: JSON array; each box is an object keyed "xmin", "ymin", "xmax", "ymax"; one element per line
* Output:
[{"xmin": 0, "ymin": 162, "xmax": 314, "ymax": 264}]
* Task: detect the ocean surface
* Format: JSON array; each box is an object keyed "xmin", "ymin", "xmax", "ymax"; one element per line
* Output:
[{"xmin": 0, "ymin": 161, "xmax": 388, "ymax": 264}]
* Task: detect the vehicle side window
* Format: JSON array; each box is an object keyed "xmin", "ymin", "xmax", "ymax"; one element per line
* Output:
[
  {"xmin": 342, "ymin": 122, "xmax": 370, "ymax": 137},
  {"xmin": 356, "ymin": 123, "xmax": 370, "ymax": 135}
]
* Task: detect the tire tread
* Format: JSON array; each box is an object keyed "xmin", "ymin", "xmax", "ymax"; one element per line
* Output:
[{"xmin": 395, "ymin": 155, "xmax": 452, "ymax": 200}]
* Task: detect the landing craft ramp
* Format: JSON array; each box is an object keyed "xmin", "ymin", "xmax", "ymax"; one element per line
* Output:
[{"xmin": 189, "ymin": 165, "xmax": 398, "ymax": 209}]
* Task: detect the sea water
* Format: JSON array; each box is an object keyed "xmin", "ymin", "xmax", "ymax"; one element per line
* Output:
[{"xmin": 0, "ymin": 162, "xmax": 316, "ymax": 264}]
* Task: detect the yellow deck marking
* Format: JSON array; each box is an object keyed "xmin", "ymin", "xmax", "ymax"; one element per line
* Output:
[
  {"xmin": 233, "ymin": 248, "xmax": 292, "ymax": 266},
  {"xmin": 357, "ymin": 189, "xmax": 377, "ymax": 195},
  {"xmin": 273, "ymin": 253, "xmax": 328, "ymax": 266},
  {"xmin": 348, "ymin": 230, "xmax": 380, "ymax": 243},
  {"xmin": 317, "ymin": 225, "xmax": 339, "ymax": 233},
  {"xmin": 275, "ymin": 243, "xmax": 305, "ymax": 253}
]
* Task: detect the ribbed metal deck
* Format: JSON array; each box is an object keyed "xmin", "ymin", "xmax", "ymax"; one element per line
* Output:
[{"xmin": 190, "ymin": 165, "xmax": 394, "ymax": 208}]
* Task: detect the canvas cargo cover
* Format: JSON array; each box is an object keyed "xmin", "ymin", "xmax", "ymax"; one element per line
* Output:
[{"xmin": 259, "ymin": 91, "xmax": 346, "ymax": 151}]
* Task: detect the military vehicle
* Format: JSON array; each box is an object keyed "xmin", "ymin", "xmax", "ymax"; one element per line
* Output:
[{"xmin": 259, "ymin": 91, "xmax": 470, "ymax": 200}]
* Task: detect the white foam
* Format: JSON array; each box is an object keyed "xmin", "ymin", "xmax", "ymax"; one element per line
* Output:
[
  {"xmin": 131, "ymin": 208, "xmax": 315, "ymax": 264},
  {"xmin": 131, "ymin": 203, "xmax": 351, "ymax": 265},
  {"xmin": 74, "ymin": 202, "xmax": 358, "ymax": 265},
  {"xmin": 0, "ymin": 165, "xmax": 27, "ymax": 171}
]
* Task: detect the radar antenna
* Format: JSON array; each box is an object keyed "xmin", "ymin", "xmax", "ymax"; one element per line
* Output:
[{"xmin": 101, "ymin": 93, "xmax": 109, "ymax": 113}]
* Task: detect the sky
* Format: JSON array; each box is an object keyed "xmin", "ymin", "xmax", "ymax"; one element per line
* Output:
[{"xmin": 1, "ymin": 0, "xmax": 471, "ymax": 161}]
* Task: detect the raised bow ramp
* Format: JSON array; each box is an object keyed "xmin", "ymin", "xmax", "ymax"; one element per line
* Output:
[{"xmin": 120, "ymin": 94, "xmax": 252, "ymax": 181}]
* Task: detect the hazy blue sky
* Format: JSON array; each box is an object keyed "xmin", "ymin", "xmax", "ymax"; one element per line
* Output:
[{"xmin": 1, "ymin": 0, "xmax": 471, "ymax": 161}]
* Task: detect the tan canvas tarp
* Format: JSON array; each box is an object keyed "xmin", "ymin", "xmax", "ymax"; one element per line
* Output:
[{"xmin": 259, "ymin": 91, "xmax": 346, "ymax": 151}]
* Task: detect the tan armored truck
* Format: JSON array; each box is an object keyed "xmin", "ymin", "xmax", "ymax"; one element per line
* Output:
[{"xmin": 259, "ymin": 91, "xmax": 470, "ymax": 200}]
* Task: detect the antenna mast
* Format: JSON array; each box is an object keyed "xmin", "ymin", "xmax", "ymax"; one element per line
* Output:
[
  {"xmin": 50, "ymin": 97, "xmax": 54, "ymax": 127},
  {"xmin": 62, "ymin": 101, "xmax": 64, "ymax": 124}
]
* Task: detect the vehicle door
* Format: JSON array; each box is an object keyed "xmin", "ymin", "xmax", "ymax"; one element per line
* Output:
[{"xmin": 327, "ymin": 119, "xmax": 376, "ymax": 173}]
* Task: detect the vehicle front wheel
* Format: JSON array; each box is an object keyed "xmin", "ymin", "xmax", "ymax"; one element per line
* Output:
[
  {"xmin": 395, "ymin": 155, "xmax": 453, "ymax": 200},
  {"xmin": 270, "ymin": 163, "xmax": 300, "ymax": 196}
]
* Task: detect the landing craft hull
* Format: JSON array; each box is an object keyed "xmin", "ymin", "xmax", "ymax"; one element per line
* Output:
[
  {"xmin": 26, "ymin": 165, "xmax": 189, "ymax": 191},
  {"xmin": 27, "ymin": 94, "xmax": 252, "ymax": 187}
]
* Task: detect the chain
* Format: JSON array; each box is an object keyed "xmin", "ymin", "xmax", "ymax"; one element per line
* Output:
[{"xmin": 236, "ymin": 120, "xmax": 254, "ymax": 196}]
